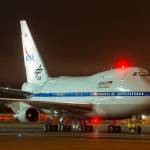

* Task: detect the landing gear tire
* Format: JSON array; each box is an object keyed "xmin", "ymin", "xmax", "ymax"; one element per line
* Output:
[
  {"xmin": 44, "ymin": 124, "xmax": 59, "ymax": 132},
  {"xmin": 137, "ymin": 126, "xmax": 141, "ymax": 134},
  {"xmin": 44, "ymin": 124, "xmax": 51, "ymax": 132},
  {"xmin": 44, "ymin": 123, "xmax": 50, "ymax": 132},
  {"xmin": 81, "ymin": 125, "xmax": 93, "ymax": 132},
  {"xmin": 44, "ymin": 123, "xmax": 93, "ymax": 132},
  {"xmin": 63, "ymin": 125, "xmax": 71, "ymax": 132},
  {"xmin": 108, "ymin": 125, "xmax": 121, "ymax": 133},
  {"xmin": 129, "ymin": 126, "xmax": 142, "ymax": 134},
  {"xmin": 51, "ymin": 125, "xmax": 58, "ymax": 131}
]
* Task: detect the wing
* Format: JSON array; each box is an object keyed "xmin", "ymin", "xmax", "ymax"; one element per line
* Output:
[
  {"xmin": 0, "ymin": 97, "xmax": 92, "ymax": 115},
  {"xmin": 0, "ymin": 87, "xmax": 32, "ymax": 98}
]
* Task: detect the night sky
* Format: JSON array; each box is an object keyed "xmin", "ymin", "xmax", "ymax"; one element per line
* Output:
[{"xmin": 0, "ymin": 1, "xmax": 150, "ymax": 88}]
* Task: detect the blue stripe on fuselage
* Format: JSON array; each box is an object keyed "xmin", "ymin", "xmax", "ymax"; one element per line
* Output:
[{"xmin": 32, "ymin": 92, "xmax": 150, "ymax": 97}]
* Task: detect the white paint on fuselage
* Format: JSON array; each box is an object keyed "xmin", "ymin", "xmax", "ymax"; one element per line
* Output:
[
  {"xmin": 19, "ymin": 21, "xmax": 150, "ymax": 120},
  {"xmin": 29, "ymin": 67, "xmax": 150, "ymax": 119}
]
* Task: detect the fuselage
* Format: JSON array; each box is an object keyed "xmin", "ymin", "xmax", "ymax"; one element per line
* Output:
[
  {"xmin": 25, "ymin": 67, "xmax": 150, "ymax": 119},
  {"xmin": 19, "ymin": 21, "xmax": 150, "ymax": 120}
]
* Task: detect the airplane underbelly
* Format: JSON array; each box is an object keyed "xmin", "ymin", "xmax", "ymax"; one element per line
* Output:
[{"xmin": 92, "ymin": 96, "xmax": 150, "ymax": 119}]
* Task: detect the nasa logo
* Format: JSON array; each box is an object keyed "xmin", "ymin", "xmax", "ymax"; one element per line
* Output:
[
  {"xmin": 25, "ymin": 54, "xmax": 34, "ymax": 61},
  {"xmin": 24, "ymin": 48, "xmax": 34, "ymax": 61}
]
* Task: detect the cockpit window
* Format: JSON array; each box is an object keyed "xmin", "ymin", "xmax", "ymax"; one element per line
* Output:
[{"xmin": 133, "ymin": 72, "xmax": 150, "ymax": 76}]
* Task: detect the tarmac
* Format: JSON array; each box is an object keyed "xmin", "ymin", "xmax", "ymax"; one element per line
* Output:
[{"xmin": 0, "ymin": 123, "xmax": 150, "ymax": 150}]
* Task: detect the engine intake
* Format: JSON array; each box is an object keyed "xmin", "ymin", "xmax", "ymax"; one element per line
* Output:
[
  {"xmin": 26, "ymin": 108, "xmax": 39, "ymax": 122},
  {"xmin": 14, "ymin": 107, "xmax": 39, "ymax": 123}
]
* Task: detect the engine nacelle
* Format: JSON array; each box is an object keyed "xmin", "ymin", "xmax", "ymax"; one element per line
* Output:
[{"xmin": 14, "ymin": 108, "xmax": 39, "ymax": 123}]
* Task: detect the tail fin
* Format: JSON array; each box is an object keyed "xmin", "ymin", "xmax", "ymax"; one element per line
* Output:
[{"xmin": 20, "ymin": 20, "xmax": 49, "ymax": 86}]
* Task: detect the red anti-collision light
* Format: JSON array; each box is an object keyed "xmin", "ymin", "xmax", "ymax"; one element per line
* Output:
[
  {"xmin": 116, "ymin": 60, "xmax": 129, "ymax": 69},
  {"xmin": 91, "ymin": 117, "xmax": 101, "ymax": 124}
]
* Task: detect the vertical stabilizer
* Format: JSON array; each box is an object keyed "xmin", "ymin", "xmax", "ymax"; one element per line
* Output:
[{"xmin": 20, "ymin": 20, "xmax": 48, "ymax": 85}]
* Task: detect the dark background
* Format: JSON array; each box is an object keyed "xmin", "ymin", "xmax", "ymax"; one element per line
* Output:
[{"xmin": 0, "ymin": 0, "xmax": 150, "ymax": 88}]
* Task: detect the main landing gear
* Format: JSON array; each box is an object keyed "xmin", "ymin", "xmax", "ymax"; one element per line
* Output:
[
  {"xmin": 108, "ymin": 120, "xmax": 121, "ymax": 133},
  {"xmin": 44, "ymin": 118, "xmax": 94, "ymax": 132},
  {"xmin": 108, "ymin": 125, "xmax": 121, "ymax": 133},
  {"xmin": 44, "ymin": 123, "xmax": 94, "ymax": 132}
]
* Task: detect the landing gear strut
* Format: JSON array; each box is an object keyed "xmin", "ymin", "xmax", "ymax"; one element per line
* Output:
[
  {"xmin": 44, "ymin": 118, "xmax": 94, "ymax": 132},
  {"xmin": 108, "ymin": 125, "xmax": 121, "ymax": 133},
  {"xmin": 108, "ymin": 120, "xmax": 121, "ymax": 133},
  {"xmin": 44, "ymin": 123, "xmax": 94, "ymax": 132},
  {"xmin": 80, "ymin": 124, "xmax": 94, "ymax": 132}
]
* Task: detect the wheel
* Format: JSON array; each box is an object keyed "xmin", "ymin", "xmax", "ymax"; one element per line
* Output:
[
  {"xmin": 51, "ymin": 125, "xmax": 58, "ymax": 131},
  {"xmin": 54, "ymin": 125, "xmax": 58, "ymax": 131},
  {"xmin": 118, "ymin": 126, "xmax": 121, "ymax": 133},
  {"xmin": 84, "ymin": 125, "xmax": 88, "ymax": 132},
  {"xmin": 137, "ymin": 126, "xmax": 141, "ymax": 134},
  {"xmin": 108, "ymin": 125, "xmax": 114, "ymax": 133},
  {"xmin": 108, "ymin": 125, "xmax": 121, "ymax": 133},
  {"xmin": 44, "ymin": 124, "xmax": 49, "ymax": 132},
  {"xmin": 64, "ymin": 125, "xmax": 71, "ymax": 132},
  {"xmin": 81, "ymin": 125, "xmax": 85, "ymax": 132},
  {"xmin": 48, "ymin": 124, "xmax": 52, "ymax": 131},
  {"xmin": 83, "ymin": 125, "xmax": 94, "ymax": 132},
  {"xmin": 58, "ymin": 124, "xmax": 66, "ymax": 132},
  {"xmin": 86, "ymin": 125, "xmax": 93, "ymax": 132},
  {"xmin": 115, "ymin": 126, "xmax": 121, "ymax": 133}
]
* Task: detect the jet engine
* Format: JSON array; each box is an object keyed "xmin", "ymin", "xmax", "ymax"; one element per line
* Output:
[{"xmin": 14, "ymin": 107, "xmax": 39, "ymax": 123}]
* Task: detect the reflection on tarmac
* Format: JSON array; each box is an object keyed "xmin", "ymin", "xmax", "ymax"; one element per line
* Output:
[
  {"xmin": 1, "ymin": 132, "xmax": 150, "ymax": 140},
  {"xmin": 0, "ymin": 124, "xmax": 150, "ymax": 150},
  {"xmin": 0, "ymin": 123, "xmax": 150, "ymax": 140}
]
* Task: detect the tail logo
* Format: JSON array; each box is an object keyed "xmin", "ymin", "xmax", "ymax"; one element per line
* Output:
[
  {"xmin": 21, "ymin": 20, "xmax": 48, "ymax": 84},
  {"xmin": 25, "ymin": 48, "xmax": 34, "ymax": 62},
  {"xmin": 34, "ymin": 65, "xmax": 43, "ymax": 80}
]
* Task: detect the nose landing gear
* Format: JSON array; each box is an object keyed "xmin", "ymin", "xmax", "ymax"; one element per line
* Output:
[{"xmin": 128, "ymin": 116, "xmax": 142, "ymax": 134}]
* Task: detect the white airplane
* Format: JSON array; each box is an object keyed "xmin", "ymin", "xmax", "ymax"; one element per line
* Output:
[{"xmin": 0, "ymin": 20, "xmax": 150, "ymax": 133}]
